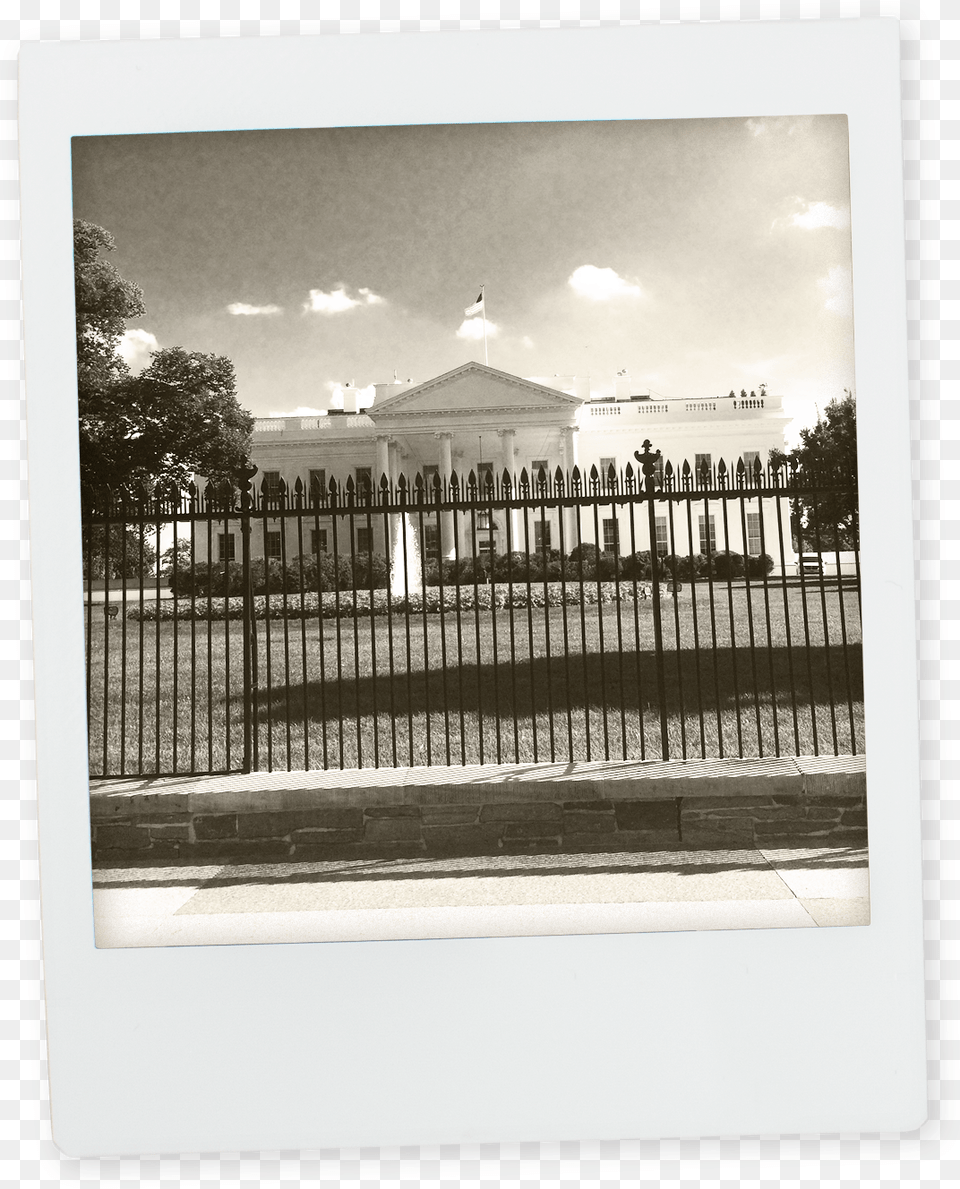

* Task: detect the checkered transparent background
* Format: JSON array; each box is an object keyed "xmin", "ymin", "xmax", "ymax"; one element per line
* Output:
[{"xmin": 1, "ymin": 3, "xmax": 953, "ymax": 1184}]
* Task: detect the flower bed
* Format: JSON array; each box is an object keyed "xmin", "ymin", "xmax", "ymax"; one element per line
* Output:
[{"xmin": 125, "ymin": 580, "xmax": 669, "ymax": 622}]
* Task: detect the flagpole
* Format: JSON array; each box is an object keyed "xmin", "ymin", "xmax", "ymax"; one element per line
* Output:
[{"xmin": 481, "ymin": 284, "xmax": 488, "ymax": 366}]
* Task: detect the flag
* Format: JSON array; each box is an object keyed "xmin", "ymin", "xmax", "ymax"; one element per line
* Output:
[{"xmin": 464, "ymin": 291, "xmax": 484, "ymax": 317}]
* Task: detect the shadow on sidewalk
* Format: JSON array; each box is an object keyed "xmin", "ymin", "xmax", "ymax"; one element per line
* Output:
[{"xmin": 92, "ymin": 844, "xmax": 869, "ymax": 892}]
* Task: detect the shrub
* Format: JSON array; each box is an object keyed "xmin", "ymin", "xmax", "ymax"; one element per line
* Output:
[
  {"xmin": 709, "ymin": 550, "xmax": 745, "ymax": 580},
  {"xmin": 745, "ymin": 552, "xmax": 775, "ymax": 578},
  {"xmin": 620, "ymin": 551, "xmax": 653, "ymax": 580}
]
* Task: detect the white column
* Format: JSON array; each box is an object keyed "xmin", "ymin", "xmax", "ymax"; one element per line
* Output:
[
  {"xmin": 498, "ymin": 428, "xmax": 518, "ymax": 551},
  {"xmin": 436, "ymin": 432, "xmax": 455, "ymax": 561},
  {"xmin": 375, "ymin": 435, "xmax": 390, "ymax": 486},
  {"xmin": 561, "ymin": 426, "xmax": 579, "ymax": 552}
]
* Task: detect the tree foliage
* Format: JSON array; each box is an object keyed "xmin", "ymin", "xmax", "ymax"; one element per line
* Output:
[
  {"xmin": 786, "ymin": 391, "xmax": 859, "ymax": 550},
  {"xmin": 75, "ymin": 221, "xmax": 253, "ymax": 501}
]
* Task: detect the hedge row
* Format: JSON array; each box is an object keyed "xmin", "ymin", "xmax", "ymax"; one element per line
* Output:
[
  {"xmin": 125, "ymin": 580, "xmax": 673, "ymax": 622},
  {"xmin": 167, "ymin": 548, "xmax": 774, "ymax": 598}
]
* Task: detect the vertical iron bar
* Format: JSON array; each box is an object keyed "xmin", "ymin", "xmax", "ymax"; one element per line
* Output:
[
  {"xmin": 702, "ymin": 488, "xmax": 724, "ymax": 758},
  {"xmin": 665, "ymin": 493, "xmax": 686, "ymax": 759},
  {"xmin": 555, "ymin": 481, "xmax": 573, "ymax": 763},
  {"xmin": 521, "ymin": 492, "xmax": 539, "ymax": 763},
  {"xmin": 589, "ymin": 473, "xmax": 610, "ymax": 760},
  {"xmin": 794, "ymin": 479, "xmax": 820, "ymax": 755},
  {"xmin": 773, "ymin": 476, "xmax": 801, "ymax": 753},
  {"xmin": 625, "ymin": 487, "xmax": 646, "ymax": 761},
  {"xmin": 736, "ymin": 478, "xmax": 764, "ymax": 756},
  {"xmin": 754, "ymin": 486, "xmax": 780, "ymax": 757},
  {"xmin": 102, "ymin": 503, "xmax": 112, "ymax": 775},
  {"xmin": 120, "ymin": 504, "xmax": 129, "ymax": 775},
  {"xmin": 683, "ymin": 489, "xmax": 706, "ymax": 759},
  {"xmin": 415, "ymin": 482, "xmax": 432, "ymax": 766},
  {"xmin": 538, "ymin": 472, "xmax": 556, "ymax": 762},
  {"xmin": 809, "ymin": 482, "xmax": 839, "ymax": 753},
  {"xmin": 637, "ymin": 442, "xmax": 669, "ymax": 761},
  {"xmin": 205, "ymin": 498, "xmax": 215, "ymax": 772},
  {"xmin": 171, "ymin": 489, "xmax": 180, "ymax": 771},
  {"xmin": 718, "ymin": 478, "xmax": 743, "ymax": 758},
  {"xmin": 240, "ymin": 467, "xmax": 256, "ymax": 774}
]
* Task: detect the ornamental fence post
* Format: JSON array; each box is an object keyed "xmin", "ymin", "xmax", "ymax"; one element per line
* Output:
[{"xmin": 636, "ymin": 440, "xmax": 670, "ymax": 760}]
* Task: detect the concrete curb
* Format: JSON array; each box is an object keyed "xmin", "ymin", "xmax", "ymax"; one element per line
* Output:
[{"xmin": 89, "ymin": 756, "xmax": 868, "ymax": 865}]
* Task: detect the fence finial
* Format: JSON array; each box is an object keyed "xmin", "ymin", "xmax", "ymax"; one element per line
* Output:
[{"xmin": 634, "ymin": 440, "xmax": 661, "ymax": 489}]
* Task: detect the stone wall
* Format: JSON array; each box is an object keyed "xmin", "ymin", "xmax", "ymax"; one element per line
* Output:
[{"xmin": 90, "ymin": 757, "xmax": 868, "ymax": 865}]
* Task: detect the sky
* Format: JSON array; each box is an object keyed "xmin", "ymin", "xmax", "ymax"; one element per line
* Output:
[{"xmin": 71, "ymin": 115, "xmax": 855, "ymax": 445}]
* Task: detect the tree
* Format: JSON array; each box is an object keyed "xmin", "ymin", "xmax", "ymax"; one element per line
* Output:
[
  {"xmin": 82, "ymin": 525, "xmax": 156, "ymax": 580},
  {"xmin": 74, "ymin": 220, "xmax": 145, "ymax": 404},
  {"xmin": 786, "ymin": 390, "xmax": 858, "ymax": 551},
  {"xmin": 75, "ymin": 221, "xmax": 254, "ymax": 501}
]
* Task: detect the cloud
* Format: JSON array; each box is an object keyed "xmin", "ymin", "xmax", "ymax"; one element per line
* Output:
[
  {"xmin": 457, "ymin": 318, "xmax": 500, "ymax": 341},
  {"xmin": 818, "ymin": 265, "xmax": 853, "ymax": 316},
  {"xmin": 303, "ymin": 284, "xmax": 385, "ymax": 314},
  {"xmin": 118, "ymin": 328, "xmax": 159, "ymax": 374},
  {"xmin": 521, "ymin": 336, "xmax": 534, "ymax": 349},
  {"xmin": 791, "ymin": 201, "xmax": 849, "ymax": 231},
  {"xmin": 227, "ymin": 302, "xmax": 282, "ymax": 316},
  {"xmin": 568, "ymin": 264, "xmax": 642, "ymax": 301},
  {"xmin": 267, "ymin": 406, "xmax": 326, "ymax": 418}
]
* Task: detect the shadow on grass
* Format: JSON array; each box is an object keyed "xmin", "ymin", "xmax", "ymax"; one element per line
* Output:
[{"xmin": 255, "ymin": 643, "xmax": 863, "ymax": 729}]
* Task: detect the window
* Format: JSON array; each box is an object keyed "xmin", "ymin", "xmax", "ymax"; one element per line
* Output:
[
  {"xmin": 743, "ymin": 451, "xmax": 761, "ymax": 482},
  {"xmin": 423, "ymin": 464, "xmax": 440, "ymax": 496},
  {"xmin": 355, "ymin": 526, "xmax": 372, "ymax": 554},
  {"xmin": 534, "ymin": 518, "xmax": 552, "ymax": 552},
  {"xmin": 695, "ymin": 454, "xmax": 712, "ymax": 485},
  {"xmin": 309, "ymin": 468, "xmax": 326, "ymax": 499},
  {"xmin": 600, "ymin": 456, "xmax": 617, "ymax": 484},
  {"xmin": 477, "ymin": 461, "xmax": 494, "ymax": 489},
  {"xmin": 262, "ymin": 471, "xmax": 282, "ymax": 502},
  {"xmin": 746, "ymin": 512, "xmax": 762, "ymax": 556},
  {"xmin": 531, "ymin": 459, "xmax": 549, "ymax": 485},
  {"xmin": 602, "ymin": 517, "xmax": 620, "ymax": 554},
  {"xmin": 354, "ymin": 466, "xmax": 373, "ymax": 494},
  {"xmin": 423, "ymin": 524, "xmax": 439, "ymax": 561},
  {"xmin": 218, "ymin": 533, "xmax": 236, "ymax": 562},
  {"xmin": 265, "ymin": 531, "xmax": 282, "ymax": 559},
  {"xmin": 311, "ymin": 528, "xmax": 328, "ymax": 554},
  {"xmin": 476, "ymin": 511, "xmax": 498, "ymax": 532},
  {"xmin": 698, "ymin": 515, "xmax": 717, "ymax": 555},
  {"xmin": 655, "ymin": 516, "xmax": 669, "ymax": 555}
]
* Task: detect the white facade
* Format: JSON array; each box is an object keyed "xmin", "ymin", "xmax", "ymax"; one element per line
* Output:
[{"xmin": 200, "ymin": 362, "xmax": 796, "ymax": 571}]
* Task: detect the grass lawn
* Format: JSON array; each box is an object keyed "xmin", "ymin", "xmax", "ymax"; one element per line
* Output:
[{"xmin": 87, "ymin": 582, "xmax": 863, "ymax": 776}]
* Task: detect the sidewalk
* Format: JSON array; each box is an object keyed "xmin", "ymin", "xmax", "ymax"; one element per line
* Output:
[{"xmin": 92, "ymin": 844, "xmax": 869, "ymax": 948}]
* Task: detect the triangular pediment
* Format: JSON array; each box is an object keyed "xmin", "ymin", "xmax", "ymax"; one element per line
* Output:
[{"xmin": 370, "ymin": 362, "xmax": 583, "ymax": 420}]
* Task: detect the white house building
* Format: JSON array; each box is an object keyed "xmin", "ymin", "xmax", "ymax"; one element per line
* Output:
[{"xmin": 201, "ymin": 361, "xmax": 797, "ymax": 571}]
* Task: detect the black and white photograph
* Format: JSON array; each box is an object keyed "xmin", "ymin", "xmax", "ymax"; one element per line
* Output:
[{"xmin": 74, "ymin": 115, "xmax": 868, "ymax": 948}]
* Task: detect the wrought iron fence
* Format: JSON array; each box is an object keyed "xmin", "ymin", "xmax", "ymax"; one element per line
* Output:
[{"xmin": 82, "ymin": 443, "xmax": 862, "ymax": 778}]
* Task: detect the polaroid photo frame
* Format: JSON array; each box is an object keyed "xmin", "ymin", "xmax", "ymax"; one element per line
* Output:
[{"xmin": 19, "ymin": 21, "xmax": 926, "ymax": 1154}]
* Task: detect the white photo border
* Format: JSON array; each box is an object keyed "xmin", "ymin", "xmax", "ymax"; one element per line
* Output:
[{"xmin": 19, "ymin": 21, "xmax": 925, "ymax": 1155}]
